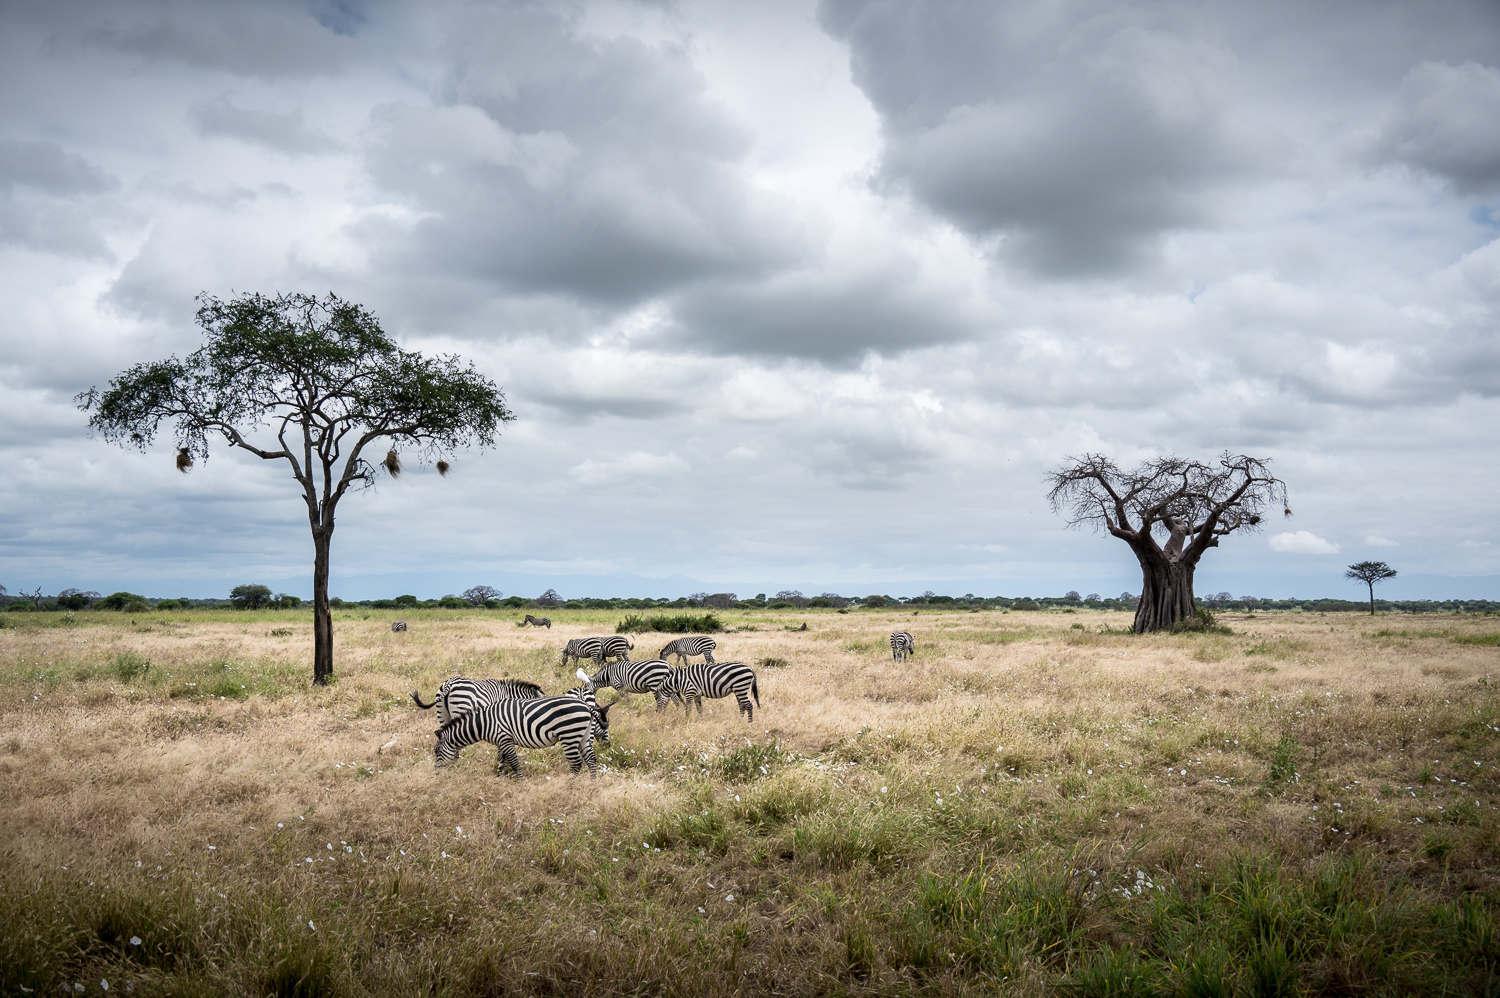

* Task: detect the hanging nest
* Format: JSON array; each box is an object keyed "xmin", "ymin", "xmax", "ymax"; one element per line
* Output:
[
  {"xmin": 436, "ymin": 460, "xmax": 450, "ymax": 477},
  {"xmin": 175, "ymin": 448, "xmax": 193, "ymax": 473},
  {"xmin": 384, "ymin": 450, "xmax": 402, "ymax": 478}
]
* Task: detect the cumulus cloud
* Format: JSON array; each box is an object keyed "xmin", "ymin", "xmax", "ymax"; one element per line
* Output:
[
  {"xmin": 568, "ymin": 451, "xmax": 689, "ymax": 488},
  {"xmin": 1376, "ymin": 61, "xmax": 1500, "ymax": 193},
  {"xmin": 1269, "ymin": 531, "xmax": 1340, "ymax": 555},
  {"xmin": 358, "ymin": 7, "xmax": 797, "ymax": 309},
  {"xmin": 188, "ymin": 97, "xmax": 339, "ymax": 155},
  {"xmin": 1365, "ymin": 535, "xmax": 1398, "ymax": 547},
  {"xmin": 820, "ymin": 0, "xmax": 1280, "ymax": 275}
]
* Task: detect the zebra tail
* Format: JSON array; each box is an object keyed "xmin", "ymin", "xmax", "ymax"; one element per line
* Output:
[
  {"xmin": 751, "ymin": 675, "xmax": 760, "ymax": 707},
  {"xmin": 411, "ymin": 690, "xmax": 436, "ymax": 710}
]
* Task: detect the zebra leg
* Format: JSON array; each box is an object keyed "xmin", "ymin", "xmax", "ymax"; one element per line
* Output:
[
  {"xmin": 564, "ymin": 741, "xmax": 583, "ymax": 776},
  {"xmin": 737, "ymin": 691, "xmax": 752, "ymax": 722},
  {"xmin": 497, "ymin": 738, "xmax": 523, "ymax": 779},
  {"xmin": 704, "ymin": 650, "xmax": 715, "ymax": 664},
  {"xmin": 580, "ymin": 738, "xmax": 598, "ymax": 777}
]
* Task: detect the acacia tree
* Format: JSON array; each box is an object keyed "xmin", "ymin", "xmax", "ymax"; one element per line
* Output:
[
  {"xmin": 1345, "ymin": 561, "xmax": 1397, "ymax": 615},
  {"xmin": 1047, "ymin": 453, "xmax": 1290, "ymax": 633},
  {"xmin": 79, "ymin": 292, "xmax": 513, "ymax": 684}
]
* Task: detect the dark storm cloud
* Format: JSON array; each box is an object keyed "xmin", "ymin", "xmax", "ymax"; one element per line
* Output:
[
  {"xmin": 820, "ymin": 0, "xmax": 1500, "ymax": 277},
  {"xmin": 0, "ymin": 139, "xmax": 119, "ymax": 257},
  {"xmin": 188, "ymin": 97, "xmax": 340, "ymax": 155},
  {"xmin": 359, "ymin": 5, "xmax": 797, "ymax": 307},
  {"xmin": 78, "ymin": 1, "xmax": 357, "ymax": 78},
  {"xmin": 1375, "ymin": 61, "xmax": 1500, "ymax": 193}
]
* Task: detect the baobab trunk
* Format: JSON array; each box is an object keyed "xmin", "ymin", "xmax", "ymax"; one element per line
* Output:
[
  {"xmin": 312, "ymin": 525, "xmax": 334, "ymax": 685},
  {"xmin": 1132, "ymin": 548, "xmax": 1198, "ymax": 634}
]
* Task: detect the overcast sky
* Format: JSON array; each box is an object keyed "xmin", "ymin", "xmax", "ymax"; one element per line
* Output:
[{"xmin": 2, "ymin": 0, "xmax": 1498, "ymax": 601}]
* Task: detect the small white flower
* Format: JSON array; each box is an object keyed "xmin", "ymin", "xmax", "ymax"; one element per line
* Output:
[
  {"xmin": 101, "ymin": 981, "xmax": 109, "ymax": 991},
  {"xmin": 129, "ymin": 937, "xmax": 141, "ymax": 946},
  {"xmin": 697, "ymin": 907, "xmax": 705, "ymax": 913},
  {"xmin": 725, "ymin": 894, "xmax": 734, "ymax": 901},
  {"xmin": 308, "ymin": 921, "xmax": 316, "ymax": 930}
]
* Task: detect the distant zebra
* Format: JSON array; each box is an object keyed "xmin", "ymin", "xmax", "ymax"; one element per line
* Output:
[
  {"xmin": 659, "ymin": 635, "xmax": 716, "ymax": 665},
  {"xmin": 660, "ymin": 661, "xmax": 760, "ymax": 722},
  {"xmin": 411, "ymin": 677, "xmax": 544, "ymax": 727},
  {"xmin": 889, "ymin": 631, "xmax": 915, "ymax": 662},
  {"xmin": 435, "ymin": 696, "xmax": 605, "ymax": 778},
  {"xmin": 523, "ymin": 614, "xmax": 551, "ymax": 628},
  {"xmin": 576, "ymin": 660, "xmax": 671, "ymax": 711},
  {"xmin": 391, "ymin": 621, "xmax": 407, "ymax": 632}
]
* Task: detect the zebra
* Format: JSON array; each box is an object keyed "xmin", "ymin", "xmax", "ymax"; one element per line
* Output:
[
  {"xmin": 560, "ymin": 635, "xmax": 632, "ymax": 667},
  {"xmin": 889, "ymin": 631, "xmax": 915, "ymax": 662},
  {"xmin": 659, "ymin": 661, "xmax": 760, "ymax": 722},
  {"xmin": 523, "ymin": 614, "xmax": 551, "ymax": 628},
  {"xmin": 564, "ymin": 682, "xmax": 613, "ymax": 747},
  {"xmin": 411, "ymin": 677, "xmax": 544, "ymax": 728},
  {"xmin": 391, "ymin": 621, "xmax": 407, "ymax": 632},
  {"xmin": 659, "ymin": 635, "xmax": 716, "ymax": 665},
  {"xmin": 576, "ymin": 660, "xmax": 671, "ymax": 711},
  {"xmin": 435, "ymin": 696, "xmax": 607, "ymax": 778}
]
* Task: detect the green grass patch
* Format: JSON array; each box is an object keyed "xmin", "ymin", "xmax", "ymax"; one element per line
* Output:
[
  {"xmin": 1454, "ymin": 632, "xmax": 1500, "ymax": 646},
  {"xmin": 615, "ymin": 613, "xmax": 723, "ymax": 634}
]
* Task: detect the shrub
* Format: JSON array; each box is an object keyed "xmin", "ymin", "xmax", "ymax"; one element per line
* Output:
[
  {"xmin": 113, "ymin": 651, "xmax": 151, "ymax": 681},
  {"xmin": 4, "ymin": 602, "xmax": 33, "ymax": 613},
  {"xmin": 438, "ymin": 596, "xmax": 468, "ymax": 609},
  {"xmin": 1171, "ymin": 608, "xmax": 1232, "ymax": 634},
  {"xmin": 98, "ymin": 591, "xmax": 149, "ymax": 611},
  {"xmin": 862, "ymin": 595, "xmax": 887, "ymax": 607},
  {"xmin": 154, "ymin": 600, "xmax": 182, "ymax": 611},
  {"xmin": 1011, "ymin": 600, "xmax": 1042, "ymax": 611},
  {"xmin": 617, "ymin": 613, "xmax": 723, "ymax": 634}
]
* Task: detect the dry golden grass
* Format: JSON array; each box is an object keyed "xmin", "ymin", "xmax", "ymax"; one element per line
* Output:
[{"xmin": 2, "ymin": 606, "xmax": 1498, "ymax": 995}]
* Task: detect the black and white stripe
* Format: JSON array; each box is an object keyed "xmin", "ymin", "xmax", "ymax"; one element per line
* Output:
[
  {"xmin": 564, "ymin": 682, "xmax": 612, "ymax": 747},
  {"xmin": 435, "ymin": 696, "xmax": 606, "ymax": 777},
  {"xmin": 599, "ymin": 635, "xmax": 633, "ymax": 662},
  {"xmin": 577, "ymin": 660, "xmax": 671, "ymax": 711},
  {"xmin": 561, "ymin": 635, "xmax": 633, "ymax": 666},
  {"xmin": 391, "ymin": 621, "xmax": 407, "ymax": 632},
  {"xmin": 889, "ymin": 631, "xmax": 915, "ymax": 662},
  {"xmin": 659, "ymin": 635, "xmax": 717, "ymax": 665},
  {"xmin": 411, "ymin": 677, "xmax": 544, "ymax": 727},
  {"xmin": 660, "ymin": 661, "xmax": 760, "ymax": 722},
  {"xmin": 523, "ymin": 614, "xmax": 551, "ymax": 628}
]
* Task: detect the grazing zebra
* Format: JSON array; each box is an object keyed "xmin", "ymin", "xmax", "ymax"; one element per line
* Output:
[
  {"xmin": 391, "ymin": 621, "xmax": 407, "ymax": 632},
  {"xmin": 561, "ymin": 635, "xmax": 631, "ymax": 667},
  {"xmin": 523, "ymin": 614, "xmax": 551, "ymax": 628},
  {"xmin": 435, "ymin": 696, "xmax": 606, "ymax": 778},
  {"xmin": 576, "ymin": 660, "xmax": 671, "ymax": 711},
  {"xmin": 411, "ymin": 677, "xmax": 544, "ymax": 727},
  {"xmin": 564, "ymin": 682, "xmax": 613, "ymax": 747},
  {"xmin": 660, "ymin": 661, "xmax": 760, "ymax": 722},
  {"xmin": 889, "ymin": 631, "xmax": 915, "ymax": 662},
  {"xmin": 659, "ymin": 635, "xmax": 716, "ymax": 665}
]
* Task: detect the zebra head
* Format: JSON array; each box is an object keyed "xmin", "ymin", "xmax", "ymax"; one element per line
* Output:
[
  {"xmin": 593, "ymin": 701, "xmax": 613, "ymax": 745},
  {"xmin": 434, "ymin": 723, "xmax": 462, "ymax": 767}
]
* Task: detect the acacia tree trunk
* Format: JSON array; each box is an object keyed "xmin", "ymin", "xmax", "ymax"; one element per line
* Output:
[
  {"xmin": 312, "ymin": 523, "xmax": 334, "ymax": 685},
  {"xmin": 1367, "ymin": 582, "xmax": 1376, "ymax": 616},
  {"xmin": 1132, "ymin": 546, "xmax": 1199, "ymax": 634}
]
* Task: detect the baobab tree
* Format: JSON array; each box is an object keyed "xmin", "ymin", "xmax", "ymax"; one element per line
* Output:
[
  {"xmin": 1345, "ymin": 561, "xmax": 1397, "ymax": 615},
  {"xmin": 79, "ymin": 292, "xmax": 513, "ymax": 684},
  {"xmin": 1047, "ymin": 453, "xmax": 1290, "ymax": 633}
]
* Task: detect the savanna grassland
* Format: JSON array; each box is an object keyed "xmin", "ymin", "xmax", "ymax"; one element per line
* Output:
[{"xmin": 2, "ymin": 606, "xmax": 1498, "ymax": 997}]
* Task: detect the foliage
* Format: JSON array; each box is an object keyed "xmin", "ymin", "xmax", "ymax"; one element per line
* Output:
[
  {"xmin": 229, "ymin": 585, "xmax": 273, "ymax": 610},
  {"xmin": 98, "ymin": 591, "xmax": 150, "ymax": 612},
  {"xmin": 616, "ymin": 613, "xmax": 723, "ymax": 634},
  {"xmin": 460, "ymin": 585, "xmax": 502, "ymax": 606},
  {"xmin": 55, "ymin": 589, "xmax": 100, "ymax": 610}
]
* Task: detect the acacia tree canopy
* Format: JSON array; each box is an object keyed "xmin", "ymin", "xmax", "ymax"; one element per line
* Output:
[
  {"xmin": 1047, "ymin": 452, "xmax": 1290, "ymax": 633},
  {"xmin": 79, "ymin": 291, "xmax": 514, "ymax": 684}
]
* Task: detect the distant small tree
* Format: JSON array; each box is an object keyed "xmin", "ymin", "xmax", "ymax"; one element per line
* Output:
[
  {"xmin": 230, "ymin": 584, "xmax": 273, "ymax": 610},
  {"xmin": 863, "ymin": 595, "xmax": 887, "ymax": 607},
  {"xmin": 57, "ymin": 589, "xmax": 100, "ymax": 610},
  {"xmin": 1085, "ymin": 593, "xmax": 1101, "ymax": 603},
  {"xmin": 21, "ymin": 586, "xmax": 44, "ymax": 609},
  {"xmin": 99, "ymin": 591, "xmax": 150, "ymax": 612},
  {"xmin": 79, "ymin": 291, "xmax": 513, "ymax": 685},
  {"xmin": 273, "ymin": 593, "xmax": 303, "ymax": 609},
  {"xmin": 1346, "ymin": 561, "xmax": 1397, "ymax": 615},
  {"xmin": 775, "ymin": 590, "xmax": 808, "ymax": 608},
  {"xmin": 534, "ymin": 589, "xmax": 564, "ymax": 607},
  {"xmin": 461, "ymin": 585, "xmax": 502, "ymax": 606},
  {"xmin": 1048, "ymin": 453, "xmax": 1289, "ymax": 633}
]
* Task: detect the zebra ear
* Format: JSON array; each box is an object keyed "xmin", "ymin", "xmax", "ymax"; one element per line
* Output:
[{"xmin": 575, "ymin": 667, "xmax": 590, "ymax": 683}]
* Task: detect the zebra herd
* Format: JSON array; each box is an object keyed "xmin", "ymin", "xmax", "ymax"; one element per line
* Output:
[{"xmin": 410, "ymin": 632, "xmax": 756, "ymax": 778}]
